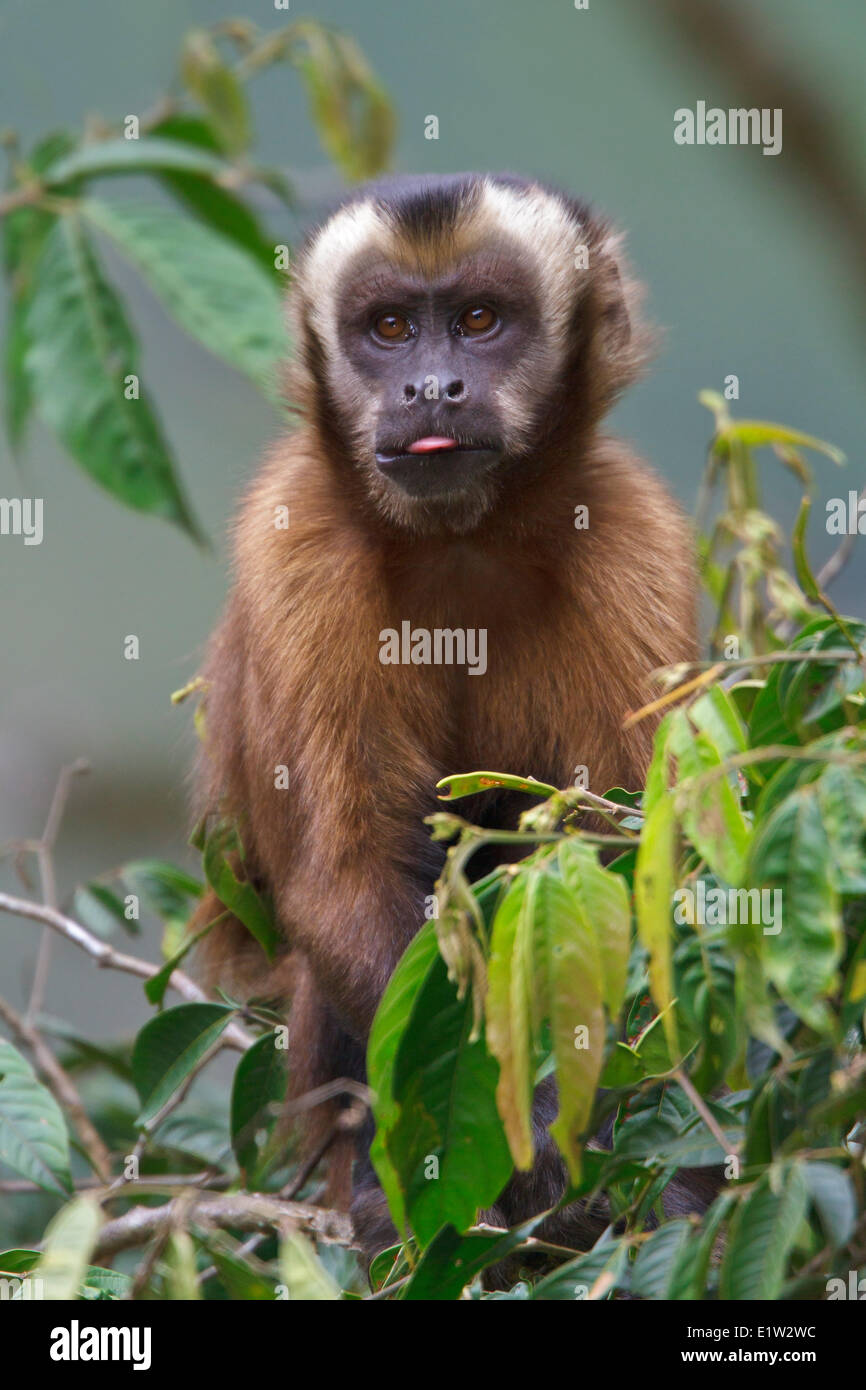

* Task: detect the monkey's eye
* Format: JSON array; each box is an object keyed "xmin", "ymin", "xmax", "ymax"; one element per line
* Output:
[
  {"xmin": 373, "ymin": 311, "xmax": 412, "ymax": 342},
  {"xmin": 455, "ymin": 305, "xmax": 498, "ymax": 336}
]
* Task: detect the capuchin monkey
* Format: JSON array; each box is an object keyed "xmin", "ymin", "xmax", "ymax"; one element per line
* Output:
[{"xmin": 192, "ymin": 173, "xmax": 702, "ymax": 1270}]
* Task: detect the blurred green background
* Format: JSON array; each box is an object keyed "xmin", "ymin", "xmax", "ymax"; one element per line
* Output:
[{"xmin": 1, "ymin": 0, "xmax": 864, "ymax": 1035}]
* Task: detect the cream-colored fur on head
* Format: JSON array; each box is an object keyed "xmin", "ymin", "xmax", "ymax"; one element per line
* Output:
[
  {"xmin": 292, "ymin": 178, "xmax": 586, "ymax": 391},
  {"xmin": 467, "ymin": 181, "xmax": 586, "ymax": 450},
  {"xmin": 287, "ymin": 175, "xmax": 650, "ymax": 509}
]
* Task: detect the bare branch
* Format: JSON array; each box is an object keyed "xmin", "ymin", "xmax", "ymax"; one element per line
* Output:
[
  {"xmin": 280, "ymin": 1099, "xmax": 366, "ymax": 1201},
  {"xmin": 816, "ymin": 487, "xmax": 866, "ymax": 591},
  {"xmin": 0, "ymin": 181, "xmax": 44, "ymax": 217},
  {"xmin": 0, "ymin": 891, "xmax": 254, "ymax": 1052},
  {"xmin": 674, "ymin": 1068, "xmax": 740, "ymax": 1158},
  {"xmin": 27, "ymin": 758, "xmax": 90, "ymax": 1025},
  {"xmin": 93, "ymin": 1192, "xmax": 354, "ymax": 1258}
]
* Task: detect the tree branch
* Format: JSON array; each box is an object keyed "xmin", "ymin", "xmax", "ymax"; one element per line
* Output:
[
  {"xmin": 27, "ymin": 758, "xmax": 89, "ymax": 1025},
  {"xmin": 0, "ymin": 891, "xmax": 254, "ymax": 1052},
  {"xmin": 93, "ymin": 1192, "xmax": 354, "ymax": 1258}
]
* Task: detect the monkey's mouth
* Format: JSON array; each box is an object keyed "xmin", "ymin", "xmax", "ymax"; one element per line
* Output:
[
  {"xmin": 374, "ymin": 436, "xmax": 500, "ymax": 498},
  {"xmin": 372, "ymin": 436, "xmax": 500, "ymax": 503},
  {"xmin": 375, "ymin": 436, "xmax": 496, "ymax": 464}
]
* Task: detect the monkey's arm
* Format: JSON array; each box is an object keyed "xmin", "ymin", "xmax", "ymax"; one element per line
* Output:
[{"xmin": 195, "ymin": 575, "xmax": 443, "ymax": 1036}]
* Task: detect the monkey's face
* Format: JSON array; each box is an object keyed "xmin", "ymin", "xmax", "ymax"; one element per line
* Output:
[
  {"xmin": 293, "ymin": 176, "xmax": 643, "ymax": 533},
  {"xmin": 336, "ymin": 251, "xmax": 543, "ymax": 512}
]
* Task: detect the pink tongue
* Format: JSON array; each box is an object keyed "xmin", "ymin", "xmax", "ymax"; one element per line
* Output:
[{"xmin": 407, "ymin": 436, "xmax": 459, "ymax": 454}]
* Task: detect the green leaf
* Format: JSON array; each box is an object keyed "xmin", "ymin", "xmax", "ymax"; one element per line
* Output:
[
  {"xmin": 0, "ymin": 1038, "xmax": 72, "ymax": 1196},
  {"xmin": 79, "ymin": 1264, "xmax": 133, "ymax": 1300},
  {"xmin": 71, "ymin": 882, "xmax": 132, "ymax": 938},
  {"xmin": 198, "ymin": 1236, "xmax": 276, "ymax": 1300},
  {"xmin": 125, "ymin": 858, "xmax": 204, "ymax": 968},
  {"xmin": 720, "ymin": 1164, "xmax": 808, "ymax": 1300},
  {"xmin": 635, "ymin": 791, "xmax": 679, "ymax": 1057},
  {"xmin": 151, "ymin": 1113, "xmax": 232, "ymax": 1169},
  {"xmin": 230, "ymin": 1032, "xmax": 288, "ymax": 1176},
  {"xmin": 386, "ymin": 947, "xmax": 513, "ymax": 1248},
  {"xmin": 24, "ymin": 216, "xmax": 202, "ymax": 538},
  {"xmin": 368, "ymin": 921, "xmax": 441, "ymax": 1237},
  {"xmin": 746, "ymin": 787, "xmax": 842, "ymax": 1031},
  {"xmin": 485, "ymin": 875, "xmax": 534, "ymax": 1169},
  {"xmin": 630, "ymin": 1220, "xmax": 694, "ymax": 1300},
  {"xmin": 816, "ymin": 764, "xmax": 866, "ymax": 894},
  {"xmin": 804, "ymin": 1162, "xmax": 856, "ymax": 1248},
  {"xmin": 131, "ymin": 1003, "xmax": 236, "ymax": 1126},
  {"xmin": 159, "ymin": 167, "xmax": 280, "ymax": 278},
  {"xmin": 601, "ymin": 1007, "xmax": 678, "ymax": 1086},
  {"xmin": 34, "ymin": 1196, "xmax": 103, "ymax": 1300},
  {"xmin": 83, "ymin": 200, "xmax": 287, "ymax": 394},
  {"xmin": 0, "ymin": 1248, "xmax": 39, "ymax": 1274},
  {"xmin": 147, "ymin": 114, "xmax": 225, "ymax": 153},
  {"xmin": 531, "ymin": 1239, "xmax": 630, "ymax": 1300},
  {"xmin": 558, "ymin": 838, "xmax": 631, "ymax": 1017},
  {"xmin": 529, "ymin": 873, "xmax": 605, "ymax": 1185},
  {"xmin": 717, "ymin": 419, "xmax": 844, "ymax": 465},
  {"xmin": 290, "ymin": 24, "xmax": 394, "ymax": 181},
  {"xmin": 668, "ymin": 1192, "xmax": 735, "ymax": 1300},
  {"xmin": 124, "ymin": 859, "xmax": 203, "ymax": 923},
  {"xmin": 403, "ymin": 1219, "xmax": 540, "ymax": 1301},
  {"xmin": 3, "ymin": 132, "xmax": 80, "ymax": 452},
  {"xmin": 780, "ymin": 633, "xmax": 866, "ymax": 737},
  {"xmin": 279, "ymin": 1230, "xmax": 341, "ymax": 1300},
  {"xmin": 41, "ymin": 136, "xmax": 228, "ymax": 185},
  {"xmin": 675, "ymin": 933, "xmax": 738, "ymax": 1091},
  {"xmin": 436, "ymin": 770, "xmax": 558, "ymax": 801},
  {"xmin": 143, "ymin": 917, "xmax": 212, "ymax": 1006},
  {"xmin": 200, "ymin": 820, "xmax": 279, "ymax": 961},
  {"xmin": 180, "ymin": 29, "xmax": 252, "ymax": 156},
  {"xmin": 792, "ymin": 495, "xmax": 822, "ymax": 602},
  {"xmin": 0, "ymin": 1248, "xmax": 128, "ymax": 1301},
  {"xmin": 669, "ymin": 709, "xmax": 750, "ymax": 885}
]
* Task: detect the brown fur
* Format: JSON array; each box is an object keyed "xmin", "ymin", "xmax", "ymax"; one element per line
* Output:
[{"xmin": 192, "ymin": 174, "xmax": 698, "ymax": 1244}]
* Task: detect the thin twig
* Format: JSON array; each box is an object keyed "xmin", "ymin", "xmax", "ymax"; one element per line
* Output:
[
  {"xmin": 674, "ymin": 1068, "xmax": 740, "ymax": 1158},
  {"xmin": 0, "ymin": 1173, "xmax": 232, "ymax": 1195},
  {"xmin": 0, "ymin": 181, "xmax": 44, "ymax": 217},
  {"xmin": 283, "ymin": 1078, "xmax": 373, "ymax": 1118},
  {"xmin": 27, "ymin": 758, "xmax": 90, "ymax": 1025},
  {"xmin": 128, "ymin": 1229, "xmax": 173, "ymax": 1301},
  {"xmin": 816, "ymin": 487, "xmax": 866, "ymax": 590},
  {"xmin": 0, "ymin": 994, "xmax": 112, "ymax": 1180},
  {"xmin": 280, "ymin": 1100, "xmax": 366, "ymax": 1201},
  {"xmin": 138, "ymin": 1036, "xmax": 228, "ymax": 1136},
  {"xmin": 655, "ymin": 649, "xmax": 863, "ymax": 679},
  {"xmin": 566, "ymin": 787, "xmax": 645, "ymax": 821},
  {"xmin": 0, "ymin": 891, "xmax": 254, "ymax": 1052}
]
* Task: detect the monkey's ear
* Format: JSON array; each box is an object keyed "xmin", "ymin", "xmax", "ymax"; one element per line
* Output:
[{"xmin": 592, "ymin": 233, "xmax": 656, "ymax": 405}]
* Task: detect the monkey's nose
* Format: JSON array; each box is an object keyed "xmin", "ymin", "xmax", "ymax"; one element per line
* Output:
[{"xmin": 401, "ymin": 378, "xmax": 467, "ymax": 403}]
